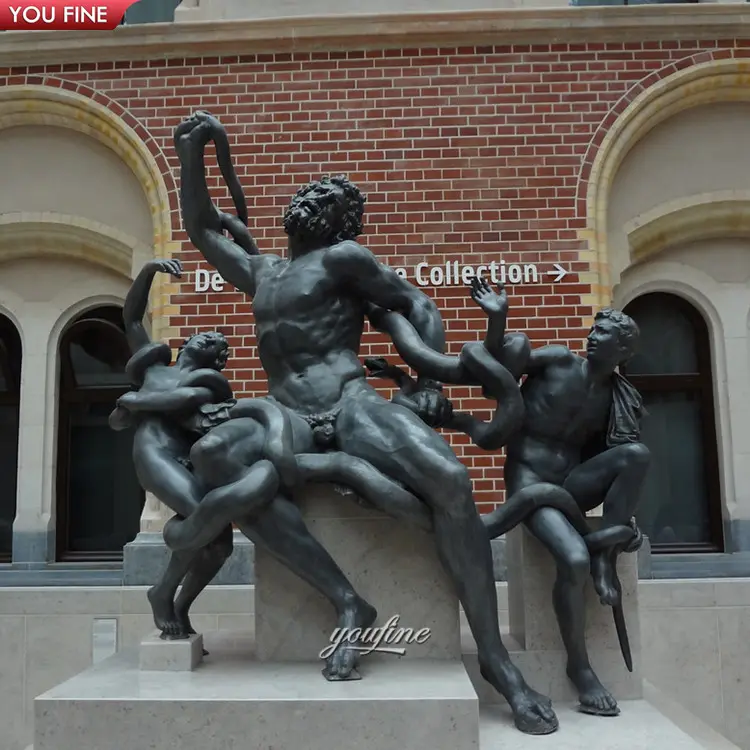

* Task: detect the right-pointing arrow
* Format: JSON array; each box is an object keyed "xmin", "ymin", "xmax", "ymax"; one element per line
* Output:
[{"xmin": 547, "ymin": 263, "xmax": 567, "ymax": 282}]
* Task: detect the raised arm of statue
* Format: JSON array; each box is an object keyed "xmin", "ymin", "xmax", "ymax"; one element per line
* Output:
[
  {"xmin": 175, "ymin": 110, "xmax": 282, "ymax": 297},
  {"xmin": 123, "ymin": 258, "xmax": 183, "ymax": 354}
]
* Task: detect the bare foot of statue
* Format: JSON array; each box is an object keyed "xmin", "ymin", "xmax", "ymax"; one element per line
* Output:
[
  {"xmin": 479, "ymin": 655, "xmax": 559, "ymax": 734},
  {"xmin": 147, "ymin": 585, "xmax": 190, "ymax": 640},
  {"xmin": 591, "ymin": 551, "xmax": 619, "ymax": 607},
  {"xmin": 568, "ymin": 664, "xmax": 620, "ymax": 716},
  {"xmin": 174, "ymin": 601, "xmax": 198, "ymax": 637},
  {"xmin": 322, "ymin": 597, "xmax": 378, "ymax": 682}
]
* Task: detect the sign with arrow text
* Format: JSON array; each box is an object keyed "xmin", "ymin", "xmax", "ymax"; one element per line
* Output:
[{"xmin": 193, "ymin": 261, "xmax": 571, "ymax": 292}]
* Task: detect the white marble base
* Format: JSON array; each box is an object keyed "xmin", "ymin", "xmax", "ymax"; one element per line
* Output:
[
  {"xmin": 34, "ymin": 638, "xmax": 479, "ymax": 750},
  {"xmin": 139, "ymin": 631, "xmax": 204, "ymax": 672},
  {"xmin": 256, "ymin": 486, "xmax": 460, "ymax": 662}
]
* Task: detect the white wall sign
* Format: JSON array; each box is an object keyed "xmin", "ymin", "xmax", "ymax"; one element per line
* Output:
[{"xmin": 193, "ymin": 262, "xmax": 568, "ymax": 292}]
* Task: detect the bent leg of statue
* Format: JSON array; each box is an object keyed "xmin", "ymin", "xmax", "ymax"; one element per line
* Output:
[
  {"xmin": 296, "ymin": 452, "xmax": 433, "ymax": 532},
  {"xmin": 173, "ymin": 525, "xmax": 234, "ymax": 635},
  {"xmin": 563, "ymin": 442, "xmax": 651, "ymax": 606},
  {"xmin": 134, "ymin": 445, "xmax": 219, "ymax": 639},
  {"xmin": 526, "ymin": 505, "xmax": 620, "ymax": 717},
  {"xmin": 483, "ymin": 482, "xmax": 590, "ymax": 539},
  {"xmin": 163, "ymin": 459, "xmax": 280, "ymax": 553},
  {"xmin": 236, "ymin": 495, "xmax": 377, "ymax": 680},
  {"xmin": 335, "ymin": 393, "xmax": 558, "ymax": 735},
  {"xmin": 188, "ymin": 420, "xmax": 377, "ymax": 680}
]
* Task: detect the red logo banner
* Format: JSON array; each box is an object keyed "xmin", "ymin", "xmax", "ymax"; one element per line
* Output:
[{"xmin": 0, "ymin": 0, "xmax": 139, "ymax": 30}]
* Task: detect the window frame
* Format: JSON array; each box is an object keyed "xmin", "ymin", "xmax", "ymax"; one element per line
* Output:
[
  {"xmin": 622, "ymin": 293, "xmax": 724, "ymax": 553},
  {"xmin": 55, "ymin": 309, "xmax": 143, "ymax": 563}
]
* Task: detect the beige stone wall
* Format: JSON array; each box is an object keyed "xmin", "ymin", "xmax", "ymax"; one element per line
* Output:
[
  {"xmin": 639, "ymin": 579, "xmax": 750, "ymax": 749},
  {"xmin": 0, "ymin": 585, "xmax": 253, "ymax": 750},
  {"xmin": 174, "ymin": 0, "xmax": 568, "ymax": 22},
  {"xmin": 0, "ymin": 258, "xmax": 131, "ymax": 541},
  {"xmin": 600, "ymin": 95, "xmax": 750, "ymax": 543},
  {"xmin": 0, "ymin": 85, "xmax": 178, "ymax": 550}
]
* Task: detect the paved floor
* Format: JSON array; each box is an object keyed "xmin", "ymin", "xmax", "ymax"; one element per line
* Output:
[{"xmin": 479, "ymin": 701, "xmax": 735, "ymax": 750}]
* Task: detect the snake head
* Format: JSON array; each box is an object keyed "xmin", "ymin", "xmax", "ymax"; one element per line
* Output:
[{"xmin": 364, "ymin": 357, "xmax": 391, "ymax": 378}]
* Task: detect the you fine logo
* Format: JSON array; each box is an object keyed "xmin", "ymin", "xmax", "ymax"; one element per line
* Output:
[
  {"xmin": 319, "ymin": 615, "xmax": 432, "ymax": 660},
  {"xmin": 0, "ymin": 0, "xmax": 138, "ymax": 30}
]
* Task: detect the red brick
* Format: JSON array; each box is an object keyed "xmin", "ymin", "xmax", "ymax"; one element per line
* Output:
[{"xmin": 0, "ymin": 40, "xmax": 732, "ymax": 509}]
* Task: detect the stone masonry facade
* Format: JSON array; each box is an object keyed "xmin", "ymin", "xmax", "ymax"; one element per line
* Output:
[{"xmin": 2, "ymin": 38, "xmax": 749, "ymax": 509}]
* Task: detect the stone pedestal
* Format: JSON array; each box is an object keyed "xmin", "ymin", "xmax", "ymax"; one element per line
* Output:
[
  {"xmin": 139, "ymin": 632, "xmax": 204, "ymax": 672},
  {"xmin": 255, "ymin": 486, "xmax": 460, "ymax": 663},
  {"xmin": 466, "ymin": 523, "xmax": 642, "ymax": 704},
  {"xmin": 35, "ymin": 487, "xmax": 479, "ymax": 750}
]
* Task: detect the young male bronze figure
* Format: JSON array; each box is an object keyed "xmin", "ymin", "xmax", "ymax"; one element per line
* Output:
[
  {"xmin": 371, "ymin": 281, "xmax": 649, "ymax": 717},
  {"xmin": 109, "ymin": 257, "xmax": 237, "ymax": 639},
  {"xmin": 174, "ymin": 110, "xmax": 558, "ymax": 735},
  {"xmin": 485, "ymin": 306, "xmax": 649, "ymax": 717}
]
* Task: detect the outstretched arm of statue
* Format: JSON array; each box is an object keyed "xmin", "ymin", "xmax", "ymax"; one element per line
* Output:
[
  {"xmin": 328, "ymin": 243, "xmax": 473, "ymax": 387},
  {"xmin": 116, "ymin": 386, "xmax": 214, "ymax": 414},
  {"xmin": 175, "ymin": 111, "xmax": 281, "ymax": 297},
  {"xmin": 123, "ymin": 258, "xmax": 183, "ymax": 354},
  {"xmin": 327, "ymin": 243, "xmax": 445, "ymax": 351}
]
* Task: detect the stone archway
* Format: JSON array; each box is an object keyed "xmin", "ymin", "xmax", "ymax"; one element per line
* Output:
[
  {"xmin": 580, "ymin": 56, "xmax": 750, "ymax": 306},
  {"xmin": 0, "ymin": 85, "xmax": 179, "ymax": 557}
]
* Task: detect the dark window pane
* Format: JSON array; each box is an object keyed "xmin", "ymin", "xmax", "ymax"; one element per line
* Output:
[
  {"xmin": 623, "ymin": 292, "xmax": 722, "ymax": 551},
  {"xmin": 0, "ymin": 317, "xmax": 21, "ymax": 394},
  {"xmin": 625, "ymin": 294, "xmax": 699, "ymax": 375},
  {"xmin": 65, "ymin": 321, "xmax": 131, "ymax": 388},
  {"xmin": 57, "ymin": 306, "xmax": 143, "ymax": 560},
  {"xmin": 65, "ymin": 401, "xmax": 143, "ymax": 554},
  {"xmin": 636, "ymin": 391, "xmax": 712, "ymax": 545},
  {"xmin": 0, "ymin": 316, "xmax": 21, "ymax": 559},
  {"xmin": 0, "ymin": 405, "xmax": 19, "ymax": 556}
]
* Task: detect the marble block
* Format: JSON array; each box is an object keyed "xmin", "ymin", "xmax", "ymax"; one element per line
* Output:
[
  {"xmin": 255, "ymin": 485, "xmax": 460, "ymax": 663},
  {"xmin": 34, "ymin": 638, "xmax": 480, "ymax": 750},
  {"xmin": 503, "ymin": 524, "xmax": 642, "ymax": 701},
  {"xmin": 139, "ymin": 631, "xmax": 204, "ymax": 672}
]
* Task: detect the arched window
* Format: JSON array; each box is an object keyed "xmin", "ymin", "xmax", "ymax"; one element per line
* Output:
[
  {"xmin": 0, "ymin": 315, "xmax": 21, "ymax": 561},
  {"xmin": 56, "ymin": 306, "xmax": 144, "ymax": 561},
  {"xmin": 622, "ymin": 292, "xmax": 723, "ymax": 552}
]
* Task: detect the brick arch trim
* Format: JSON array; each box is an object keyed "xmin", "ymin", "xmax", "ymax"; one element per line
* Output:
[
  {"xmin": 0, "ymin": 82, "xmax": 181, "ymax": 342},
  {"xmin": 576, "ymin": 51, "xmax": 750, "ymax": 307}
]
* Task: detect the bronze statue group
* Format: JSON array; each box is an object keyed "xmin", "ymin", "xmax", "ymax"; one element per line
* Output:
[{"xmin": 110, "ymin": 110, "xmax": 651, "ymax": 735}]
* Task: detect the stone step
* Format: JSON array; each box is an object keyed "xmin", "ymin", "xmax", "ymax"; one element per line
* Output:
[
  {"xmin": 35, "ymin": 638, "xmax": 739, "ymax": 750},
  {"xmin": 35, "ymin": 644, "xmax": 479, "ymax": 750},
  {"xmin": 0, "ymin": 566, "xmax": 123, "ymax": 587},
  {"xmin": 479, "ymin": 698, "xmax": 739, "ymax": 750}
]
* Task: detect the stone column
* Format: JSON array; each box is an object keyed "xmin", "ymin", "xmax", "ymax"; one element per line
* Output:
[
  {"xmin": 12, "ymin": 328, "xmax": 54, "ymax": 564},
  {"xmin": 720, "ymin": 287, "xmax": 750, "ymax": 554}
]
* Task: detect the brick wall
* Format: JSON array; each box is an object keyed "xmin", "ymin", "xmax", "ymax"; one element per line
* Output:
[{"xmin": 2, "ymin": 39, "xmax": 742, "ymax": 509}]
